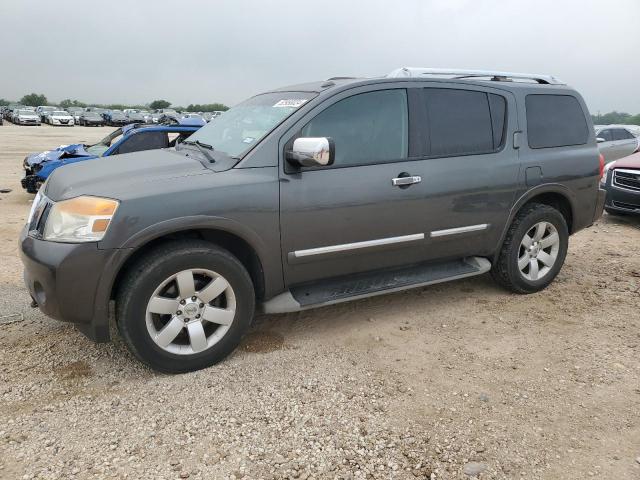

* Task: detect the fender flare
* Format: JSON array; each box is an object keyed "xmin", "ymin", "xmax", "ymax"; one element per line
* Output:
[{"xmin": 493, "ymin": 183, "xmax": 576, "ymax": 263}]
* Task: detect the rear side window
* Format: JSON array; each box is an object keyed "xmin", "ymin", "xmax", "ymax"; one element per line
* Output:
[
  {"xmin": 526, "ymin": 94, "xmax": 589, "ymax": 149},
  {"xmin": 117, "ymin": 131, "xmax": 169, "ymax": 154},
  {"xmin": 300, "ymin": 89, "xmax": 408, "ymax": 167},
  {"xmin": 423, "ymin": 88, "xmax": 506, "ymax": 157},
  {"xmin": 613, "ymin": 129, "xmax": 634, "ymax": 140}
]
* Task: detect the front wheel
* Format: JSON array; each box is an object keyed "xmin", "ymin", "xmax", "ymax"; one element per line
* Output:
[
  {"xmin": 116, "ymin": 241, "xmax": 255, "ymax": 373},
  {"xmin": 492, "ymin": 203, "xmax": 568, "ymax": 294}
]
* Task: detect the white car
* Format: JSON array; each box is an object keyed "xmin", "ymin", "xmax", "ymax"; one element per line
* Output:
[
  {"xmin": 13, "ymin": 109, "xmax": 41, "ymax": 126},
  {"xmin": 46, "ymin": 110, "xmax": 75, "ymax": 126},
  {"xmin": 595, "ymin": 125, "xmax": 639, "ymax": 163}
]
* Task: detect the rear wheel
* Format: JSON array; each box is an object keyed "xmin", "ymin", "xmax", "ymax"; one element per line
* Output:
[
  {"xmin": 116, "ymin": 241, "xmax": 255, "ymax": 373},
  {"xmin": 492, "ymin": 203, "xmax": 568, "ymax": 294}
]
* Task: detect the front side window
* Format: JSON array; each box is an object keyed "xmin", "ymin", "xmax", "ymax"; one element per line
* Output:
[
  {"xmin": 117, "ymin": 131, "xmax": 169, "ymax": 154},
  {"xmin": 526, "ymin": 94, "xmax": 589, "ymax": 149},
  {"xmin": 597, "ymin": 129, "xmax": 613, "ymax": 142},
  {"xmin": 300, "ymin": 89, "xmax": 408, "ymax": 167},
  {"xmin": 423, "ymin": 88, "xmax": 505, "ymax": 157}
]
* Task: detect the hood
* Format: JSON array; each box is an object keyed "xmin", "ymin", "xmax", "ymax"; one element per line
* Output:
[
  {"xmin": 44, "ymin": 148, "xmax": 208, "ymax": 201},
  {"xmin": 26, "ymin": 143, "xmax": 92, "ymax": 166},
  {"xmin": 611, "ymin": 152, "xmax": 640, "ymax": 170}
]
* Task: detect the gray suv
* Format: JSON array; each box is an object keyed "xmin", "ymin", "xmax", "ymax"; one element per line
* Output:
[{"xmin": 20, "ymin": 68, "xmax": 606, "ymax": 372}]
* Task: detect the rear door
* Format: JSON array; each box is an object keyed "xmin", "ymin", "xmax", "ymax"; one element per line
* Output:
[{"xmin": 612, "ymin": 128, "xmax": 638, "ymax": 160}]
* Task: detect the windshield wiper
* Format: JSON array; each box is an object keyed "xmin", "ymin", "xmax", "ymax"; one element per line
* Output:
[{"xmin": 181, "ymin": 140, "xmax": 215, "ymax": 163}]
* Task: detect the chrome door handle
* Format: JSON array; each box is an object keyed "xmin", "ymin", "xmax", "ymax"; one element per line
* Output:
[{"xmin": 391, "ymin": 175, "xmax": 422, "ymax": 186}]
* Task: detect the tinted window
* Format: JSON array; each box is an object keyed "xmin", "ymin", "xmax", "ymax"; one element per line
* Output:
[
  {"xmin": 613, "ymin": 128, "xmax": 634, "ymax": 140},
  {"xmin": 300, "ymin": 89, "xmax": 408, "ymax": 167},
  {"xmin": 117, "ymin": 131, "xmax": 168, "ymax": 154},
  {"xmin": 423, "ymin": 88, "xmax": 503, "ymax": 156},
  {"xmin": 598, "ymin": 129, "xmax": 613, "ymax": 142},
  {"xmin": 526, "ymin": 94, "xmax": 589, "ymax": 149}
]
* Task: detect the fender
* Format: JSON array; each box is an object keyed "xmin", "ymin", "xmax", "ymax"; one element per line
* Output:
[{"xmin": 493, "ymin": 183, "xmax": 576, "ymax": 263}]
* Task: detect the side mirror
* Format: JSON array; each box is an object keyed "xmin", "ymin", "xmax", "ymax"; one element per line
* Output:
[
  {"xmin": 286, "ymin": 137, "xmax": 334, "ymax": 167},
  {"xmin": 596, "ymin": 137, "xmax": 606, "ymax": 143}
]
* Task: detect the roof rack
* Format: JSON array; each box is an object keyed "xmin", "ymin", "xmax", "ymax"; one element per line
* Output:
[{"xmin": 386, "ymin": 67, "xmax": 565, "ymax": 85}]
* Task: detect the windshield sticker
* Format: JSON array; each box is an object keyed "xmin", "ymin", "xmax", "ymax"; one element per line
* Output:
[
  {"xmin": 273, "ymin": 99, "xmax": 308, "ymax": 108},
  {"xmin": 242, "ymin": 137, "xmax": 255, "ymax": 144}
]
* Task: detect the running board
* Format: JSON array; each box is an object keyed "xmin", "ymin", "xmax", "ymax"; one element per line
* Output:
[{"xmin": 260, "ymin": 257, "xmax": 491, "ymax": 314}]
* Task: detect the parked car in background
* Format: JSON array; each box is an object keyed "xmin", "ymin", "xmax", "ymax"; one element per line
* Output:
[
  {"xmin": 71, "ymin": 110, "xmax": 83, "ymax": 124},
  {"xmin": 46, "ymin": 110, "xmax": 75, "ymax": 126},
  {"xmin": 595, "ymin": 125, "xmax": 639, "ymax": 163},
  {"xmin": 181, "ymin": 113, "xmax": 205, "ymax": 124},
  {"xmin": 13, "ymin": 109, "xmax": 41, "ymax": 125},
  {"xmin": 103, "ymin": 110, "xmax": 128, "ymax": 126},
  {"xmin": 19, "ymin": 68, "xmax": 606, "ymax": 372},
  {"xmin": 36, "ymin": 106, "xmax": 58, "ymax": 122},
  {"xmin": 150, "ymin": 113, "xmax": 162, "ymax": 123},
  {"xmin": 138, "ymin": 111, "xmax": 153, "ymax": 123},
  {"xmin": 601, "ymin": 152, "xmax": 640, "ymax": 215},
  {"xmin": 21, "ymin": 120, "xmax": 203, "ymax": 193},
  {"xmin": 79, "ymin": 111, "xmax": 105, "ymax": 126},
  {"xmin": 125, "ymin": 111, "xmax": 145, "ymax": 124}
]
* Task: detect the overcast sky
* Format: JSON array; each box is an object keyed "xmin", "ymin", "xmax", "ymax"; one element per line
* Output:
[{"xmin": 1, "ymin": 0, "xmax": 639, "ymax": 113}]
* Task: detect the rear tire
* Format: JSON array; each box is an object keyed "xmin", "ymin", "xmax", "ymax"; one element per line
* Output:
[
  {"xmin": 116, "ymin": 240, "xmax": 255, "ymax": 373},
  {"xmin": 491, "ymin": 203, "xmax": 568, "ymax": 294}
]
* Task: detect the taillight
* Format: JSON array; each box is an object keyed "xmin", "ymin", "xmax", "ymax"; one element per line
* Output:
[{"xmin": 599, "ymin": 153, "xmax": 605, "ymax": 179}]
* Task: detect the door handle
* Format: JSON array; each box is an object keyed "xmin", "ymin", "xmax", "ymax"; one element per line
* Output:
[{"xmin": 391, "ymin": 175, "xmax": 422, "ymax": 187}]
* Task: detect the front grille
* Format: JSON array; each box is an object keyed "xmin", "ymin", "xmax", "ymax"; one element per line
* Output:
[
  {"xmin": 612, "ymin": 200, "xmax": 640, "ymax": 211},
  {"xmin": 613, "ymin": 169, "xmax": 640, "ymax": 192}
]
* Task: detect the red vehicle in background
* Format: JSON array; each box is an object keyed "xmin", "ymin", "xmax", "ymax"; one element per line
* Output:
[{"xmin": 601, "ymin": 152, "xmax": 640, "ymax": 215}]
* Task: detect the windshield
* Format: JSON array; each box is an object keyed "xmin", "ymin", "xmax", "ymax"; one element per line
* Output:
[
  {"xmin": 53, "ymin": 111, "xmax": 67, "ymax": 116},
  {"xmin": 111, "ymin": 112, "xmax": 125, "ymax": 119},
  {"xmin": 86, "ymin": 128, "xmax": 124, "ymax": 155},
  {"xmin": 19, "ymin": 110, "xmax": 35, "ymax": 115},
  {"xmin": 185, "ymin": 92, "xmax": 315, "ymax": 158},
  {"xmin": 85, "ymin": 113, "xmax": 101, "ymax": 119}
]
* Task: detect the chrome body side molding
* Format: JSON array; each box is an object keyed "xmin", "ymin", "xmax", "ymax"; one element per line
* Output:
[
  {"xmin": 430, "ymin": 224, "xmax": 488, "ymax": 238},
  {"xmin": 292, "ymin": 233, "xmax": 425, "ymax": 258}
]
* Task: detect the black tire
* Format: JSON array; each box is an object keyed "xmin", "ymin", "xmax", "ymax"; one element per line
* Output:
[
  {"xmin": 116, "ymin": 240, "xmax": 255, "ymax": 373},
  {"xmin": 491, "ymin": 203, "xmax": 568, "ymax": 294}
]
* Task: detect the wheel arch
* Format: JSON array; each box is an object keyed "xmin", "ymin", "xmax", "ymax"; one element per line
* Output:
[
  {"xmin": 109, "ymin": 227, "xmax": 267, "ymax": 308},
  {"xmin": 494, "ymin": 184, "xmax": 575, "ymax": 262}
]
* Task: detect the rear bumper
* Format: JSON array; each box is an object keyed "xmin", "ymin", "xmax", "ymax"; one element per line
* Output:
[
  {"xmin": 19, "ymin": 226, "xmax": 130, "ymax": 342},
  {"xmin": 594, "ymin": 187, "xmax": 607, "ymax": 220}
]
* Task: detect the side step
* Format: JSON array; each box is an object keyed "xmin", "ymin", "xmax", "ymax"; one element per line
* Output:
[{"xmin": 261, "ymin": 257, "xmax": 491, "ymax": 314}]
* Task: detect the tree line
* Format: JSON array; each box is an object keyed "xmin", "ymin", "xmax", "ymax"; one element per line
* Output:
[{"xmin": 0, "ymin": 93, "xmax": 229, "ymax": 113}]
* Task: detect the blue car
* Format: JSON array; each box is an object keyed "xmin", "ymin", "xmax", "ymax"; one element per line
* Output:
[{"xmin": 21, "ymin": 119, "xmax": 204, "ymax": 193}]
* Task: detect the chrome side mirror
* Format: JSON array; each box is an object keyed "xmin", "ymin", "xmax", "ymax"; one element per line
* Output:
[
  {"xmin": 596, "ymin": 137, "xmax": 606, "ymax": 143},
  {"xmin": 286, "ymin": 137, "xmax": 334, "ymax": 167}
]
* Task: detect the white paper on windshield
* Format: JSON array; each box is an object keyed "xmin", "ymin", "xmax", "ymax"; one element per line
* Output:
[{"xmin": 273, "ymin": 99, "xmax": 308, "ymax": 108}]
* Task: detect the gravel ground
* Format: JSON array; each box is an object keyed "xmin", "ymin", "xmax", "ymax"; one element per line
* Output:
[{"xmin": 0, "ymin": 123, "xmax": 639, "ymax": 479}]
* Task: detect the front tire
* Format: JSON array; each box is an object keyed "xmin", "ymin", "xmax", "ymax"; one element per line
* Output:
[
  {"xmin": 492, "ymin": 203, "xmax": 568, "ymax": 294},
  {"xmin": 116, "ymin": 240, "xmax": 255, "ymax": 373}
]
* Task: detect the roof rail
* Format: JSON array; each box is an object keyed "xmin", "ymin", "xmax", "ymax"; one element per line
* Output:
[{"xmin": 386, "ymin": 67, "xmax": 565, "ymax": 85}]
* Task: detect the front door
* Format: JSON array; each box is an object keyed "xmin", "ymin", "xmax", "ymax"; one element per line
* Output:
[{"xmin": 279, "ymin": 85, "xmax": 520, "ymax": 287}]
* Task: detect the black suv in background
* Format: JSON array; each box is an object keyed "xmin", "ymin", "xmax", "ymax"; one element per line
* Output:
[{"xmin": 20, "ymin": 68, "xmax": 606, "ymax": 372}]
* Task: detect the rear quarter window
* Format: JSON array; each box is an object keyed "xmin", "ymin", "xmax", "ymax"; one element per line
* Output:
[{"xmin": 526, "ymin": 94, "xmax": 589, "ymax": 149}]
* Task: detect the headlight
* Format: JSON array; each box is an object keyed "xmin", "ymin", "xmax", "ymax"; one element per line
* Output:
[
  {"xmin": 43, "ymin": 196, "xmax": 119, "ymax": 243},
  {"xmin": 601, "ymin": 162, "xmax": 613, "ymax": 185}
]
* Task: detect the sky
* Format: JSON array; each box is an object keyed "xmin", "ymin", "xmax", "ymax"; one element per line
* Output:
[{"xmin": 1, "ymin": 0, "xmax": 639, "ymax": 113}]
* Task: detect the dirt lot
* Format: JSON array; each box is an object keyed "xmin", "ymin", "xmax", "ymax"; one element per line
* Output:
[{"xmin": 0, "ymin": 123, "xmax": 639, "ymax": 480}]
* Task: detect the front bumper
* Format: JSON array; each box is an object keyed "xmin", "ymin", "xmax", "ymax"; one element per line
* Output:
[
  {"xmin": 604, "ymin": 185, "xmax": 640, "ymax": 214},
  {"xmin": 19, "ymin": 226, "xmax": 129, "ymax": 342}
]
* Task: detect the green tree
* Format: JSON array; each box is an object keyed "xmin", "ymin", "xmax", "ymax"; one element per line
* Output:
[
  {"xmin": 59, "ymin": 99, "xmax": 87, "ymax": 109},
  {"xmin": 20, "ymin": 93, "xmax": 49, "ymax": 107},
  {"xmin": 149, "ymin": 99, "xmax": 171, "ymax": 110},
  {"xmin": 0, "ymin": 98, "xmax": 11, "ymax": 106}
]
